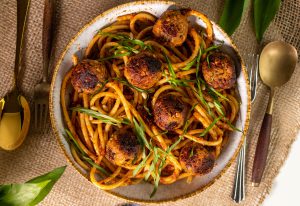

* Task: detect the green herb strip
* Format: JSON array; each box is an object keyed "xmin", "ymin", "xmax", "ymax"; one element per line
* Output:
[
  {"xmin": 189, "ymin": 146, "xmax": 195, "ymax": 158},
  {"xmin": 91, "ymin": 79, "xmax": 109, "ymax": 97},
  {"xmin": 133, "ymin": 118, "xmax": 151, "ymax": 150},
  {"xmin": 65, "ymin": 129, "xmax": 110, "ymax": 176},
  {"xmin": 181, "ymin": 58, "xmax": 196, "ymax": 71},
  {"xmin": 113, "ymin": 78, "xmax": 155, "ymax": 93},
  {"xmin": 132, "ymin": 153, "xmax": 151, "ymax": 177},
  {"xmin": 98, "ymin": 32, "xmax": 152, "ymax": 53},
  {"xmin": 71, "ymin": 107, "xmax": 129, "ymax": 126},
  {"xmin": 225, "ymin": 119, "xmax": 242, "ymax": 132},
  {"xmin": 164, "ymin": 54, "xmax": 191, "ymax": 87},
  {"xmin": 199, "ymin": 115, "xmax": 223, "ymax": 137}
]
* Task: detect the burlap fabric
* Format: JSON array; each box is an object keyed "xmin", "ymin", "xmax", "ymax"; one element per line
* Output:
[{"xmin": 0, "ymin": 0, "xmax": 299, "ymax": 205}]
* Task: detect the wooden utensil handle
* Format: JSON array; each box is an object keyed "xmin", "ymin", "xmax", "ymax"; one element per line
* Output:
[
  {"xmin": 251, "ymin": 113, "xmax": 272, "ymax": 186},
  {"xmin": 42, "ymin": 0, "xmax": 55, "ymax": 82}
]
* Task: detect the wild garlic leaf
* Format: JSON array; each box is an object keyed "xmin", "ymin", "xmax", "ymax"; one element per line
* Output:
[
  {"xmin": 218, "ymin": 0, "xmax": 249, "ymax": 35},
  {"xmin": 254, "ymin": 0, "xmax": 281, "ymax": 41},
  {"xmin": 0, "ymin": 166, "xmax": 66, "ymax": 206}
]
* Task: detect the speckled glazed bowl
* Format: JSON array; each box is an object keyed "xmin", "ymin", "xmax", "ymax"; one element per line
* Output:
[{"xmin": 50, "ymin": 1, "xmax": 250, "ymax": 203}]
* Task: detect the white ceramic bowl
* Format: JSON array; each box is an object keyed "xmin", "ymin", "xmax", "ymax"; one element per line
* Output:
[{"xmin": 50, "ymin": 1, "xmax": 250, "ymax": 203}]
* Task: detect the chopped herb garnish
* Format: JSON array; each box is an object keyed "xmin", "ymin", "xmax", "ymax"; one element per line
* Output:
[
  {"xmin": 225, "ymin": 119, "xmax": 242, "ymax": 132},
  {"xmin": 189, "ymin": 146, "xmax": 195, "ymax": 158},
  {"xmin": 209, "ymin": 87, "xmax": 229, "ymax": 101},
  {"xmin": 133, "ymin": 118, "xmax": 151, "ymax": 149},
  {"xmin": 98, "ymin": 32, "xmax": 152, "ymax": 52},
  {"xmin": 213, "ymin": 100, "xmax": 225, "ymax": 116},
  {"xmin": 65, "ymin": 129, "xmax": 110, "ymax": 175},
  {"xmin": 164, "ymin": 54, "xmax": 192, "ymax": 87},
  {"xmin": 71, "ymin": 107, "xmax": 129, "ymax": 126},
  {"xmin": 133, "ymin": 153, "xmax": 151, "ymax": 176},
  {"xmin": 98, "ymin": 51, "xmax": 131, "ymax": 61},
  {"xmin": 199, "ymin": 115, "xmax": 224, "ymax": 137},
  {"xmin": 113, "ymin": 78, "xmax": 155, "ymax": 93},
  {"xmin": 91, "ymin": 79, "xmax": 109, "ymax": 97},
  {"xmin": 181, "ymin": 58, "xmax": 196, "ymax": 71}
]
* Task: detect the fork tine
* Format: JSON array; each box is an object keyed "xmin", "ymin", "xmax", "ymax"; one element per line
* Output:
[{"xmin": 43, "ymin": 104, "xmax": 49, "ymax": 133}]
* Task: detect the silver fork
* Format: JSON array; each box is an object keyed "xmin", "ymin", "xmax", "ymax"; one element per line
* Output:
[
  {"xmin": 33, "ymin": 0, "xmax": 55, "ymax": 132},
  {"xmin": 232, "ymin": 53, "xmax": 259, "ymax": 203}
]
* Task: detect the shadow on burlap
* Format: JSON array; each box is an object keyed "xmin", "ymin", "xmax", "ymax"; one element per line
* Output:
[{"xmin": 0, "ymin": 0, "xmax": 299, "ymax": 205}]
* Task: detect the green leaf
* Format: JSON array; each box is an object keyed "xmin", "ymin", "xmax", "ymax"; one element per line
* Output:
[
  {"xmin": 0, "ymin": 166, "xmax": 66, "ymax": 206},
  {"xmin": 254, "ymin": 0, "xmax": 281, "ymax": 41},
  {"xmin": 71, "ymin": 107, "xmax": 124, "ymax": 125},
  {"xmin": 218, "ymin": 0, "xmax": 249, "ymax": 35},
  {"xmin": 25, "ymin": 166, "xmax": 66, "ymax": 206},
  {"xmin": 0, "ymin": 181, "xmax": 51, "ymax": 206}
]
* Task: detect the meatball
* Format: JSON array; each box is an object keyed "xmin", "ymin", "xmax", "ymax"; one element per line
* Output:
[
  {"xmin": 179, "ymin": 144, "xmax": 215, "ymax": 175},
  {"xmin": 153, "ymin": 94, "xmax": 188, "ymax": 131},
  {"xmin": 105, "ymin": 129, "xmax": 141, "ymax": 166},
  {"xmin": 202, "ymin": 52, "xmax": 236, "ymax": 89},
  {"xmin": 152, "ymin": 10, "xmax": 189, "ymax": 47},
  {"xmin": 71, "ymin": 59, "xmax": 108, "ymax": 94},
  {"xmin": 124, "ymin": 52, "xmax": 162, "ymax": 90}
]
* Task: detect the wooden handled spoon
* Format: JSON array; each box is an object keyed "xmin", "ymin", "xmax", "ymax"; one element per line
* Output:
[
  {"xmin": 251, "ymin": 41, "xmax": 298, "ymax": 186},
  {"xmin": 0, "ymin": 0, "xmax": 31, "ymax": 150}
]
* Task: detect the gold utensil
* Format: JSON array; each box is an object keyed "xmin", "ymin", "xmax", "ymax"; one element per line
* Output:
[
  {"xmin": 33, "ymin": 0, "xmax": 56, "ymax": 132},
  {"xmin": 0, "ymin": 0, "xmax": 31, "ymax": 151},
  {"xmin": 252, "ymin": 41, "xmax": 298, "ymax": 186}
]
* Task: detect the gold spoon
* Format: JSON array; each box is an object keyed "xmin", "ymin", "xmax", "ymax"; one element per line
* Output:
[
  {"xmin": 251, "ymin": 41, "xmax": 298, "ymax": 186},
  {"xmin": 0, "ymin": 0, "xmax": 31, "ymax": 150}
]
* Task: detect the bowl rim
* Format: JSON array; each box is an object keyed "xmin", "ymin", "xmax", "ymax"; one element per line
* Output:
[{"xmin": 49, "ymin": 0, "xmax": 251, "ymax": 203}]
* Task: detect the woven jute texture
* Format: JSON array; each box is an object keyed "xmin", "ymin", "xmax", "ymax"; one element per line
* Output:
[{"xmin": 0, "ymin": 0, "xmax": 299, "ymax": 205}]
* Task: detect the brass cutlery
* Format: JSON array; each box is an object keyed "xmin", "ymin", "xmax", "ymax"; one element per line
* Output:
[
  {"xmin": 252, "ymin": 41, "xmax": 298, "ymax": 186},
  {"xmin": 0, "ymin": 0, "xmax": 31, "ymax": 150}
]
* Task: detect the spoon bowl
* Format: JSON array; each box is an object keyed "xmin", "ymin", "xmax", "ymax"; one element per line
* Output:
[{"xmin": 259, "ymin": 41, "xmax": 298, "ymax": 88}]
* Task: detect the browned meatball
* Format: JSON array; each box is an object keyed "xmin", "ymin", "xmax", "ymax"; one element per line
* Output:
[
  {"xmin": 202, "ymin": 52, "xmax": 236, "ymax": 89},
  {"xmin": 71, "ymin": 59, "xmax": 108, "ymax": 94},
  {"xmin": 152, "ymin": 10, "xmax": 189, "ymax": 47},
  {"xmin": 124, "ymin": 52, "xmax": 162, "ymax": 90},
  {"xmin": 179, "ymin": 144, "xmax": 215, "ymax": 175},
  {"xmin": 153, "ymin": 94, "xmax": 188, "ymax": 131},
  {"xmin": 105, "ymin": 129, "xmax": 141, "ymax": 166}
]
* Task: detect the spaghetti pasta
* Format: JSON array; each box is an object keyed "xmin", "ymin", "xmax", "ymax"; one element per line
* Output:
[{"xmin": 61, "ymin": 9, "xmax": 240, "ymax": 197}]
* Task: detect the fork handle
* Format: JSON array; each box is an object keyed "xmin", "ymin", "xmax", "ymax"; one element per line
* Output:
[{"xmin": 42, "ymin": 0, "xmax": 55, "ymax": 82}]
